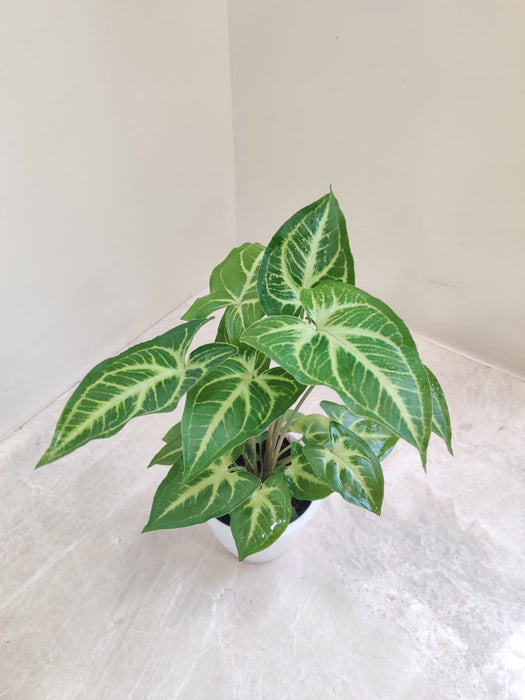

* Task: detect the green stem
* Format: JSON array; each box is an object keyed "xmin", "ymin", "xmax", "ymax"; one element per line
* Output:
[
  {"xmin": 275, "ymin": 455, "xmax": 293, "ymax": 468},
  {"xmin": 275, "ymin": 385, "xmax": 315, "ymax": 457},
  {"xmin": 277, "ymin": 444, "xmax": 293, "ymax": 460},
  {"xmin": 250, "ymin": 436, "xmax": 258, "ymax": 476},
  {"xmin": 263, "ymin": 386, "xmax": 315, "ymax": 479},
  {"xmin": 262, "ymin": 419, "xmax": 279, "ymax": 478}
]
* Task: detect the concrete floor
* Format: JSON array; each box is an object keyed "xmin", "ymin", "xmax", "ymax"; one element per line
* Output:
[{"xmin": 1, "ymin": 302, "xmax": 524, "ymax": 699}]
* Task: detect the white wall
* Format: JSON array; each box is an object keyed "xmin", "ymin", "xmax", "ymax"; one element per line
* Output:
[
  {"xmin": 2, "ymin": 2, "xmax": 524, "ymax": 438},
  {"xmin": 0, "ymin": 1, "xmax": 236, "ymax": 437},
  {"xmin": 228, "ymin": 1, "xmax": 525, "ymax": 378}
]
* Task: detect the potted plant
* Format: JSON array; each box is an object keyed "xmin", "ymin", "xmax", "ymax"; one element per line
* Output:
[{"xmin": 36, "ymin": 191, "xmax": 452, "ymax": 562}]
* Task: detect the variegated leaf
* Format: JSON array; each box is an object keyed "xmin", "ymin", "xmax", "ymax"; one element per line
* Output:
[
  {"xmin": 230, "ymin": 473, "xmax": 291, "ymax": 560},
  {"xmin": 242, "ymin": 280, "xmax": 432, "ymax": 464},
  {"xmin": 277, "ymin": 442, "xmax": 332, "ymax": 501},
  {"xmin": 36, "ymin": 320, "xmax": 236, "ymax": 467},
  {"xmin": 182, "ymin": 349, "xmax": 305, "ymax": 481},
  {"xmin": 258, "ymin": 190, "xmax": 355, "ymax": 317},
  {"xmin": 148, "ymin": 423, "xmax": 183, "ymax": 468},
  {"xmin": 289, "ymin": 413, "xmax": 330, "ymax": 444},
  {"xmin": 303, "ymin": 421, "xmax": 384, "ymax": 515},
  {"xmin": 214, "ymin": 312, "xmax": 230, "ymax": 344},
  {"xmin": 425, "ymin": 365, "xmax": 453, "ymax": 454},
  {"xmin": 143, "ymin": 451, "xmax": 260, "ymax": 531},
  {"xmin": 182, "ymin": 243, "xmax": 265, "ymax": 344},
  {"xmin": 321, "ymin": 401, "xmax": 398, "ymax": 460}
]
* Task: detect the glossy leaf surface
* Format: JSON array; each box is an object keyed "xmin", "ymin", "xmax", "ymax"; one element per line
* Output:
[
  {"xmin": 143, "ymin": 451, "xmax": 260, "ymax": 531},
  {"xmin": 289, "ymin": 413, "xmax": 330, "ymax": 444},
  {"xmin": 214, "ymin": 313, "xmax": 230, "ymax": 344},
  {"xmin": 425, "ymin": 365, "xmax": 453, "ymax": 454},
  {"xmin": 182, "ymin": 349, "xmax": 305, "ymax": 481},
  {"xmin": 277, "ymin": 442, "xmax": 332, "ymax": 501},
  {"xmin": 242, "ymin": 280, "xmax": 431, "ymax": 463},
  {"xmin": 182, "ymin": 243, "xmax": 265, "ymax": 344},
  {"xmin": 258, "ymin": 191, "xmax": 354, "ymax": 317},
  {"xmin": 230, "ymin": 474, "xmax": 291, "ymax": 560},
  {"xmin": 303, "ymin": 421, "xmax": 384, "ymax": 514},
  {"xmin": 321, "ymin": 401, "xmax": 398, "ymax": 460},
  {"xmin": 37, "ymin": 321, "xmax": 236, "ymax": 467}
]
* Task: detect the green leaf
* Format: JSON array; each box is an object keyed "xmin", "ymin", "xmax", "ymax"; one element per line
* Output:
[
  {"xmin": 258, "ymin": 190, "xmax": 355, "ymax": 317},
  {"xmin": 148, "ymin": 423, "xmax": 183, "ymax": 469},
  {"xmin": 143, "ymin": 451, "xmax": 260, "ymax": 531},
  {"xmin": 215, "ymin": 312, "xmax": 230, "ymax": 344},
  {"xmin": 289, "ymin": 413, "xmax": 330, "ymax": 444},
  {"xmin": 182, "ymin": 243, "xmax": 265, "ymax": 344},
  {"xmin": 277, "ymin": 442, "xmax": 333, "ymax": 501},
  {"xmin": 321, "ymin": 401, "xmax": 398, "ymax": 460},
  {"xmin": 303, "ymin": 421, "xmax": 384, "ymax": 515},
  {"xmin": 182, "ymin": 349, "xmax": 305, "ymax": 481},
  {"xmin": 242, "ymin": 280, "xmax": 432, "ymax": 464},
  {"xmin": 162, "ymin": 422, "xmax": 181, "ymax": 443},
  {"xmin": 230, "ymin": 473, "xmax": 291, "ymax": 560},
  {"xmin": 37, "ymin": 321, "xmax": 237, "ymax": 467},
  {"xmin": 425, "ymin": 365, "xmax": 453, "ymax": 454}
]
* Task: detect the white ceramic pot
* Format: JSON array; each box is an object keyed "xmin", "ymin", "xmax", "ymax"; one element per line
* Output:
[{"xmin": 208, "ymin": 499, "xmax": 321, "ymax": 564}]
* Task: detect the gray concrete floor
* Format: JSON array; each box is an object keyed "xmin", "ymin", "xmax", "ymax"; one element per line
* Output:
[{"xmin": 1, "ymin": 302, "xmax": 524, "ymax": 699}]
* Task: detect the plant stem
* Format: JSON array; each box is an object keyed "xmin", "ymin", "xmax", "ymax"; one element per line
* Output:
[
  {"xmin": 262, "ymin": 386, "xmax": 315, "ymax": 480},
  {"xmin": 262, "ymin": 418, "xmax": 278, "ymax": 478},
  {"xmin": 250, "ymin": 436, "xmax": 258, "ymax": 476},
  {"xmin": 275, "ymin": 455, "xmax": 293, "ymax": 468},
  {"xmin": 273, "ymin": 385, "xmax": 315, "ymax": 465}
]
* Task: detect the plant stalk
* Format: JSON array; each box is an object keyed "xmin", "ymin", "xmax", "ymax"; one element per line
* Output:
[
  {"xmin": 262, "ymin": 386, "xmax": 315, "ymax": 480},
  {"xmin": 262, "ymin": 419, "xmax": 277, "ymax": 478},
  {"xmin": 250, "ymin": 436, "xmax": 258, "ymax": 476}
]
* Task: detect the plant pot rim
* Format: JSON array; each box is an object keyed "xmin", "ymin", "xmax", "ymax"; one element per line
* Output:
[{"xmin": 208, "ymin": 498, "xmax": 321, "ymax": 564}]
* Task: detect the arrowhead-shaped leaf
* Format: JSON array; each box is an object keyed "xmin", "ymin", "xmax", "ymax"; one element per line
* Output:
[
  {"xmin": 242, "ymin": 280, "xmax": 432, "ymax": 464},
  {"xmin": 289, "ymin": 413, "xmax": 330, "ymax": 444},
  {"xmin": 182, "ymin": 349, "xmax": 305, "ymax": 481},
  {"xmin": 230, "ymin": 473, "xmax": 291, "ymax": 560},
  {"xmin": 303, "ymin": 421, "xmax": 384, "ymax": 515},
  {"xmin": 36, "ymin": 320, "xmax": 236, "ymax": 467},
  {"xmin": 258, "ymin": 190, "xmax": 355, "ymax": 317},
  {"xmin": 182, "ymin": 243, "xmax": 265, "ymax": 344},
  {"xmin": 143, "ymin": 451, "xmax": 260, "ymax": 531},
  {"xmin": 148, "ymin": 423, "xmax": 183, "ymax": 468},
  {"xmin": 277, "ymin": 442, "xmax": 333, "ymax": 501},
  {"xmin": 425, "ymin": 365, "xmax": 453, "ymax": 454},
  {"xmin": 321, "ymin": 401, "xmax": 398, "ymax": 460}
]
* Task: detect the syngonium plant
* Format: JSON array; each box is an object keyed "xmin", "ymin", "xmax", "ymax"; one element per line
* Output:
[{"xmin": 36, "ymin": 191, "xmax": 452, "ymax": 560}]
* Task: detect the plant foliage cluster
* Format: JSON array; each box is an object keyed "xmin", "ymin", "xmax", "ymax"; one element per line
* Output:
[{"xmin": 37, "ymin": 192, "xmax": 452, "ymax": 560}]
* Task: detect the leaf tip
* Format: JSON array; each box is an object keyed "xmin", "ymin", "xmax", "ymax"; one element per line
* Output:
[
  {"xmin": 35, "ymin": 450, "xmax": 53, "ymax": 469},
  {"xmin": 419, "ymin": 440, "xmax": 429, "ymax": 472}
]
